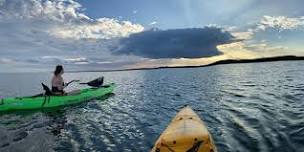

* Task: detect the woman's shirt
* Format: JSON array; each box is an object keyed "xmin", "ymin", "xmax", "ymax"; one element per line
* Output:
[{"xmin": 51, "ymin": 75, "xmax": 64, "ymax": 90}]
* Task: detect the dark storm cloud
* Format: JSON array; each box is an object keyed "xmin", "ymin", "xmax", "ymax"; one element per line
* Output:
[{"xmin": 112, "ymin": 27, "xmax": 235, "ymax": 58}]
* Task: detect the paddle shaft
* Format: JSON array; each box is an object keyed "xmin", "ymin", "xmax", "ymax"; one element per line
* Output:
[{"xmin": 65, "ymin": 80, "xmax": 80, "ymax": 87}]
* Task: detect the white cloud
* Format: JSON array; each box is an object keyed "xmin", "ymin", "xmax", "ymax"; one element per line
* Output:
[
  {"xmin": 0, "ymin": 0, "xmax": 144, "ymax": 40},
  {"xmin": 225, "ymin": 26, "xmax": 238, "ymax": 32},
  {"xmin": 0, "ymin": 0, "xmax": 145, "ymax": 71},
  {"xmin": 0, "ymin": 58, "xmax": 15, "ymax": 64},
  {"xmin": 74, "ymin": 61, "xmax": 89, "ymax": 65},
  {"xmin": 64, "ymin": 57, "xmax": 87, "ymax": 62},
  {"xmin": 257, "ymin": 16, "xmax": 304, "ymax": 31},
  {"xmin": 0, "ymin": 0, "xmax": 86, "ymax": 22},
  {"xmin": 231, "ymin": 31, "xmax": 253, "ymax": 40},
  {"xmin": 149, "ymin": 21, "xmax": 158, "ymax": 25},
  {"xmin": 50, "ymin": 18, "xmax": 144, "ymax": 39}
]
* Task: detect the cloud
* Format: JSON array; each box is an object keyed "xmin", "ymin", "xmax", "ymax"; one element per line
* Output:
[
  {"xmin": 0, "ymin": 58, "xmax": 15, "ymax": 64},
  {"xmin": 0, "ymin": 0, "xmax": 145, "ymax": 71},
  {"xmin": 149, "ymin": 21, "xmax": 158, "ymax": 25},
  {"xmin": 231, "ymin": 31, "xmax": 254, "ymax": 40},
  {"xmin": 112, "ymin": 27, "xmax": 236, "ymax": 58},
  {"xmin": 50, "ymin": 18, "xmax": 144, "ymax": 40},
  {"xmin": 0, "ymin": 0, "xmax": 144, "ymax": 40},
  {"xmin": 257, "ymin": 16, "xmax": 304, "ymax": 31},
  {"xmin": 243, "ymin": 15, "xmax": 304, "ymax": 53},
  {"xmin": 0, "ymin": 0, "xmax": 85, "ymax": 22},
  {"xmin": 1, "ymin": 1, "xmax": 302, "ymax": 72},
  {"xmin": 128, "ymin": 41, "xmax": 262, "ymax": 69},
  {"xmin": 64, "ymin": 57, "xmax": 88, "ymax": 62}
]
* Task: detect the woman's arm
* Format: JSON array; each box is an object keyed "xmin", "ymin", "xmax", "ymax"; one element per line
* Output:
[{"xmin": 60, "ymin": 77, "xmax": 67, "ymax": 89}]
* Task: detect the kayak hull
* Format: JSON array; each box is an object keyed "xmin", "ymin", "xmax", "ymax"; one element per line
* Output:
[
  {"xmin": 151, "ymin": 106, "xmax": 217, "ymax": 152},
  {"xmin": 0, "ymin": 83, "xmax": 115, "ymax": 112}
]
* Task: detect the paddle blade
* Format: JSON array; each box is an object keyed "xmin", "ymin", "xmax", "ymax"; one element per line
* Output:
[{"xmin": 80, "ymin": 77, "xmax": 104, "ymax": 87}]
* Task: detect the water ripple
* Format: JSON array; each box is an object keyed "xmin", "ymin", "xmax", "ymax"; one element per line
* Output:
[{"xmin": 0, "ymin": 61, "xmax": 304, "ymax": 151}]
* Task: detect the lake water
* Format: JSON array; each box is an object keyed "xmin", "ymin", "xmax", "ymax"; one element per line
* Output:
[{"xmin": 0, "ymin": 61, "xmax": 304, "ymax": 152}]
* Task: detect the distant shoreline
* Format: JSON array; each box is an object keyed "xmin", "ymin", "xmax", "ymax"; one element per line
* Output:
[{"xmin": 68, "ymin": 55, "xmax": 304, "ymax": 73}]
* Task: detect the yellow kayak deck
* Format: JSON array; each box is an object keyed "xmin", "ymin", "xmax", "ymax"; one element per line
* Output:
[{"xmin": 151, "ymin": 106, "xmax": 217, "ymax": 152}]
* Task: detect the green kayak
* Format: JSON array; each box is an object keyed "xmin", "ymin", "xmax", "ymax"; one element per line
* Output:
[{"xmin": 0, "ymin": 83, "xmax": 115, "ymax": 112}]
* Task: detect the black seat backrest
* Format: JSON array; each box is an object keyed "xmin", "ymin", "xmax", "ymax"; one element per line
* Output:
[{"xmin": 41, "ymin": 83, "xmax": 52, "ymax": 96}]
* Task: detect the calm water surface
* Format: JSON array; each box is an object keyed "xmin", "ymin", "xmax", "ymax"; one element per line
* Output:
[{"xmin": 0, "ymin": 61, "xmax": 304, "ymax": 152}]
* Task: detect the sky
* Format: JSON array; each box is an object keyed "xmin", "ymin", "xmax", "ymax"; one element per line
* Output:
[{"xmin": 0, "ymin": 0, "xmax": 304, "ymax": 72}]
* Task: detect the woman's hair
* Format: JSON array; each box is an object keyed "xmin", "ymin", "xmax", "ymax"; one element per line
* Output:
[{"xmin": 54, "ymin": 65, "xmax": 63, "ymax": 76}]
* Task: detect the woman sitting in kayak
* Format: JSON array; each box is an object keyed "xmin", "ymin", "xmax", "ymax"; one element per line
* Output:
[{"xmin": 51, "ymin": 65, "xmax": 66, "ymax": 95}]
